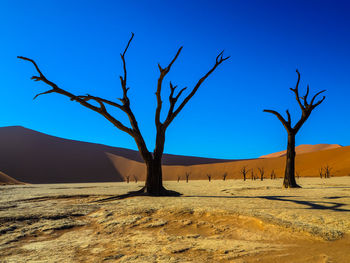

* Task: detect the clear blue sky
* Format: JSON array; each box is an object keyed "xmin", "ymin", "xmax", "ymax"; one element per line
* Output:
[{"xmin": 1, "ymin": 0, "xmax": 349, "ymax": 159}]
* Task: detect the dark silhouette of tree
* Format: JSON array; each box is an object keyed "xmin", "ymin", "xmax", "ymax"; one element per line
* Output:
[
  {"xmin": 270, "ymin": 169, "xmax": 276, "ymax": 180},
  {"xmin": 126, "ymin": 175, "xmax": 130, "ymax": 183},
  {"xmin": 18, "ymin": 33, "xmax": 229, "ymax": 197},
  {"xmin": 240, "ymin": 166, "xmax": 249, "ymax": 181},
  {"xmin": 185, "ymin": 172, "xmax": 190, "ymax": 183},
  {"xmin": 177, "ymin": 176, "xmax": 181, "ymax": 183},
  {"xmin": 222, "ymin": 172, "xmax": 228, "ymax": 181},
  {"xmin": 207, "ymin": 174, "xmax": 212, "ymax": 182},
  {"xmin": 324, "ymin": 165, "xmax": 332, "ymax": 178},
  {"xmin": 258, "ymin": 167, "xmax": 265, "ymax": 181},
  {"xmin": 133, "ymin": 175, "xmax": 138, "ymax": 183},
  {"xmin": 319, "ymin": 167, "xmax": 323, "ymax": 178},
  {"xmin": 251, "ymin": 168, "xmax": 255, "ymax": 181},
  {"xmin": 264, "ymin": 70, "xmax": 326, "ymax": 188}
]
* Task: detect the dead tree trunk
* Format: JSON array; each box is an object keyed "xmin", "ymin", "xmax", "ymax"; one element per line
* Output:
[
  {"xmin": 240, "ymin": 166, "xmax": 249, "ymax": 181},
  {"xmin": 258, "ymin": 167, "xmax": 265, "ymax": 181},
  {"xmin": 207, "ymin": 174, "xmax": 211, "ymax": 182},
  {"xmin": 319, "ymin": 168, "xmax": 323, "ymax": 178},
  {"xmin": 324, "ymin": 165, "xmax": 332, "ymax": 178},
  {"xmin": 222, "ymin": 173, "xmax": 228, "ymax": 181},
  {"xmin": 264, "ymin": 70, "xmax": 326, "ymax": 188},
  {"xmin": 185, "ymin": 172, "xmax": 190, "ymax": 183},
  {"xmin": 18, "ymin": 33, "xmax": 229, "ymax": 197},
  {"xmin": 126, "ymin": 175, "xmax": 130, "ymax": 183},
  {"xmin": 270, "ymin": 170, "xmax": 275, "ymax": 180},
  {"xmin": 177, "ymin": 176, "xmax": 181, "ymax": 182}
]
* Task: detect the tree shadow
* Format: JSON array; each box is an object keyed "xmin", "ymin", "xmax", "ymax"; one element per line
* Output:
[
  {"xmin": 93, "ymin": 187, "xmax": 182, "ymax": 203},
  {"xmin": 182, "ymin": 195, "xmax": 350, "ymax": 212}
]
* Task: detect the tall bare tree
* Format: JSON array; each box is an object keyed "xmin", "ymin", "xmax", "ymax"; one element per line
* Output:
[
  {"xmin": 18, "ymin": 33, "xmax": 229, "ymax": 196},
  {"xmin": 264, "ymin": 70, "xmax": 326, "ymax": 188}
]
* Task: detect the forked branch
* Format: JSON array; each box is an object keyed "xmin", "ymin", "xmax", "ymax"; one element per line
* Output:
[{"xmin": 264, "ymin": 69, "xmax": 326, "ymax": 134}]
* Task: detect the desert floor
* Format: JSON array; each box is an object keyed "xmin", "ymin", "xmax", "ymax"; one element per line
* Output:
[{"xmin": 1, "ymin": 177, "xmax": 350, "ymax": 263}]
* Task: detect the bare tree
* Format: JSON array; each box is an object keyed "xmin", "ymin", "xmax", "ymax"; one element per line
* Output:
[
  {"xmin": 222, "ymin": 172, "xmax": 228, "ymax": 181},
  {"xmin": 270, "ymin": 169, "xmax": 276, "ymax": 180},
  {"xmin": 185, "ymin": 172, "xmax": 190, "ymax": 183},
  {"xmin": 133, "ymin": 175, "xmax": 138, "ymax": 183},
  {"xmin": 126, "ymin": 175, "xmax": 130, "ymax": 184},
  {"xmin": 296, "ymin": 171, "xmax": 300, "ymax": 179},
  {"xmin": 240, "ymin": 166, "xmax": 249, "ymax": 181},
  {"xmin": 207, "ymin": 174, "xmax": 212, "ymax": 182},
  {"xmin": 258, "ymin": 167, "xmax": 265, "ymax": 181},
  {"xmin": 177, "ymin": 176, "xmax": 181, "ymax": 183},
  {"xmin": 264, "ymin": 70, "xmax": 326, "ymax": 188},
  {"xmin": 18, "ymin": 33, "xmax": 229, "ymax": 196},
  {"xmin": 251, "ymin": 169, "xmax": 255, "ymax": 181},
  {"xmin": 319, "ymin": 167, "xmax": 323, "ymax": 178},
  {"xmin": 324, "ymin": 165, "xmax": 332, "ymax": 178}
]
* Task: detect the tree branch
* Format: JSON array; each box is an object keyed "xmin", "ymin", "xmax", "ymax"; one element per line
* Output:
[
  {"xmin": 119, "ymin": 32, "xmax": 134, "ymax": 106},
  {"xmin": 164, "ymin": 50, "xmax": 230, "ymax": 127},
  {"xmin": 263, "ymin": 109, "xmax": 291, "ymax": 132},
  {"xmin": 18, "ymin": 56, "xmax": 134, "ymax": 137},
  {"xmin": 155, "ymin": 47, "xmax": 183, "ymax": 128},
  {"xmin": 289, "ymin": 69, "xmax": 305, "ymax": 112}
]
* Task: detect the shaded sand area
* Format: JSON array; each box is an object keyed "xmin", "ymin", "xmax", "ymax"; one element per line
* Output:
[{"xmin": 1, "ymin": 177, "xmax": 350, "ymax": 262}]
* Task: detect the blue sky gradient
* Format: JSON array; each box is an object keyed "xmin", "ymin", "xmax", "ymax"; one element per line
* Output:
[{"xmin": 1, "ymin": 0, "xmax": 350, "ymax": 159}]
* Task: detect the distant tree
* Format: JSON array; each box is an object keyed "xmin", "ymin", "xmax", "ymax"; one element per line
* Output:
[
  {"xmin": 264, "ymin": 70, "xmax": 326, "ymax": 188},
  {"xmin": 177, "ymin": 176, "xmax": 181, "ymax": 182},
  {"xmin": 296, "ymin": 171, "xmax": 300, "ymax": 179},
  {"xmin": 258, "ymin": 167, "xmax": 265, "ymax": 181},
  {"xmin": 18, "ymin": 33, "xmax": 229, "ymax": 196},
  {"xmin": 207, "ymin": 174, "xmax": 212, "ymax": 182},
  {"xmin": 185, "ymin": 172, "xmax": 190, "ymax": 183},
  {"xmin": 126, "ymin": 175, "xmax": 130, "ymax": 184},
  {"xmin": 133, "ymin": 175, "xmax": 138, "ymax": 183},
  {"xmin": 222, "ymin": 172, "xmax": 228, "ymax": 181},
  {"xmin": 240, "ymin": 166, "xmax": 249, "ymax": 181},
  {"xmin": 324, "ymin": 165, "xmax": 332, "ymax": 178},
  {"xmin": 251, "ymin": 169, "xmax": 255, "ymax": 181},
  {"xmin": 270, "ymin": 169, "xmax": 276, "ymax": 180},
  {"xmin": 319, "ymin": 167, "xmax": 323, "ymax": 178}
]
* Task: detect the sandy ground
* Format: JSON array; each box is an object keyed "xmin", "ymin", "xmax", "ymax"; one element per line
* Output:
[{"xmin": 1, "ymin": 177, "xmax": 350, "ymax": 262}]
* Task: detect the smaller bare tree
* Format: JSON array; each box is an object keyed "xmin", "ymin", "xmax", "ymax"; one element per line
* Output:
[
  {"xmin": 258, "ymin": 167, "xmax": 265, "ymax": 181},
  {"xmin": 324, "ymin": 165, "xmax": 332, "ymax": 178},
  {"xmin": 185, "ymin": 172, "xmax": 190, "ymax": 183},
  {"xmin": 270, "ymin": 170, "xmax": 276, "ymax": 180},
  {"xmin": 207, "ymin": 174, "xmax": 212, "ymax": 182},
  {"xmin": 319, "ymin": 167, "xmax": 323, "ymax": 178},
  {"xmin": 133, "ymin": 175, "xmax": 138, "ymax": 183},
  {"xmin": 222, "ymin": 172, "xmax": 228, "ymax": 181},
  {"xmin": 296, "ymin": 171, "xmax": 300, "ymax": 179},
  {"xmin": 126, "ymin": 175, "xmax": 130, "ymax": 184},
  {"xmin": 251, "ymin": 169, "xmax": 255, "ymax": 181},
  {"xmin": 177, "ymin": 176, "xmax": 181, "ymax": 183},
  {"xmin": 240, "ymin": 166, "xmax": 249, "ymax": 181}
]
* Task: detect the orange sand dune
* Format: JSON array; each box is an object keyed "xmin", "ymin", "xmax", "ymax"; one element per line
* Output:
[
  {"xmin": 0, "ymin": 126, "xmax": 232, "ymax": 183},
  {"xmin": 1, "ymin": 126, "xmax": 348, "ymax": 183},
  {"xmin": 259, "ymin": 144, "xmax": 342, "ymax": 158},
  {"xmin": 107, "ymin": 145, "xmax": 350, "ymax": 181},
  {"xmin": 0, "ymin": 171, "xmax": 23, "ymax": 185}
]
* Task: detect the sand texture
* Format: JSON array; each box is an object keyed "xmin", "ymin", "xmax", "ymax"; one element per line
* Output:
[{"xmin": 1, "ymin": 177, "xmax": 350, "ymax": 262}]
